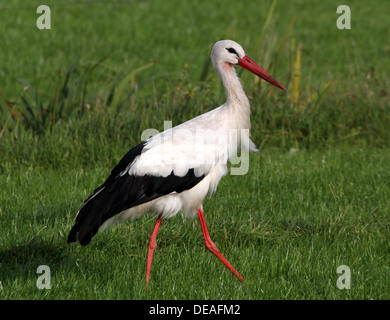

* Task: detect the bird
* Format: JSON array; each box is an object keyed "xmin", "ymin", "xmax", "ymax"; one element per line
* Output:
[{"xmin": 67, "ymin": 40, "xmax": 286, "ymax": 283}]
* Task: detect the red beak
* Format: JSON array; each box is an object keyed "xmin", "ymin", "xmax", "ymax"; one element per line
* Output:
[{"xmin": 238, "ymin": 55, "xmax": 287, "ymax": 91}]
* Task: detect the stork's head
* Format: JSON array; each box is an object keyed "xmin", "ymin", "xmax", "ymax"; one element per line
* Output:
[{"xmin": 211, "ymin": 40, "xmax": 286, "ymax": 91}]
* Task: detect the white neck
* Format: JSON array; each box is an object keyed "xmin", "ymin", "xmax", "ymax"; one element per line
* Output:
[
  {"xmin": 216, "ymin": 63, "xmax": 250, "ymax": 109},
  {"xmin": 215, "ymin": 62, "xmax": 251, "ymax": 128}
]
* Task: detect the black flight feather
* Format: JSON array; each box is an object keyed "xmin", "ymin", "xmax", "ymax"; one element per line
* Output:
[{"xmin": 67, "ymin": 141, "xmax": 205, "ymax": 246}]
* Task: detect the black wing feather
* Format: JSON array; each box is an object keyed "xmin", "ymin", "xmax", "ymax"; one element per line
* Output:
[{"xmin": 67, "ymin": 142, "xmax": 205, "ymax": 246}]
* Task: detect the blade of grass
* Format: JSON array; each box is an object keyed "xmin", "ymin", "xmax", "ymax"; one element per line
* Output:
[
  {"xmin": 291, "ymin": 43, "xmax": 301, "ymax": 105},
  {"xmin": 110, "ymin": 62, "xmax": 154, "ymax": 109},
  {"xmin": 255, "ymin": 0, "xmax": 278, "ymax": 51}
]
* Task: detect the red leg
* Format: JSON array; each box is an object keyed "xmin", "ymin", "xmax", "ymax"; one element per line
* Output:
[
  {"xmin": 145, "ymin": 215, "xmax": 162, "ymax": 284},
  {"xmin": 197, "ymin": 208, "xmax": 243, "ymax": 282}
]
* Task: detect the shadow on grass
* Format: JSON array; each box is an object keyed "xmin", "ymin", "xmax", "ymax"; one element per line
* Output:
[
  {"xmin": 0, "ymin": 237, "xmax": 72, "ymax": 281},
  {"xmin": 0, "ymin": 227, "xmax": 147, "ymax": 285}
]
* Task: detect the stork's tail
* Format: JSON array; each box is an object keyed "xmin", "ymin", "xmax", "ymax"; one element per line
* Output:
[
  {"xmin": 67, "ymin": 172, "xmax": 140, "ymax": 245},
  {"xmin": 67, "ymin": 221, "xmax": 83, "ymax": 245},
  {"xmin": 67, "ymin": 189, "xmax": 111, "ymax": 246},
  {"xmin": 67, "ymin": 142, "xmax": 148, "ymax": 246}
]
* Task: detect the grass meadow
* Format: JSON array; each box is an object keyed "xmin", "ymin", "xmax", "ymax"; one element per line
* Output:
[{"xmin": 0, "ymin": 0, "xmax": 389, "ymax": 300}]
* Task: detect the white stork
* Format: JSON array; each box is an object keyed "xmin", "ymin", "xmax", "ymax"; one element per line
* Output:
[{"xmin": 67, "ymin": 40, "xmax": 286, "ymax": 283}]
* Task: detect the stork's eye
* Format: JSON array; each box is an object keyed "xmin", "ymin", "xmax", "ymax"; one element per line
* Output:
[{"xmin": 226, "ymin": 48, "xmax": 238, "ymax": 55}]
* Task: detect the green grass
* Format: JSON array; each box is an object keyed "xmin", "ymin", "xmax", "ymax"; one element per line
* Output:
[
  {"xmin": 1, "ymin": 147, "xmax": 389, "ymax": 299},
  {"xmin": 0, "ymin": 0, "xmax": 389, "ymax": 300}
]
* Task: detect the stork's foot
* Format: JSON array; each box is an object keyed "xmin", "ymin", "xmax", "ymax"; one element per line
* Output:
[{"xmin": 197, "ymin": 208, "xmax": 243, "ymax": 282}]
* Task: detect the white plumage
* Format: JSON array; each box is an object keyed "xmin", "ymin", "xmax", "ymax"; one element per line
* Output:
[
  {"xmin": 105, "ymin": 41, "xmax": 257, "ymax": 221},
  {"xmin": 67, "ymin": 40, "xmax": 286, "ymax": 283}
]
